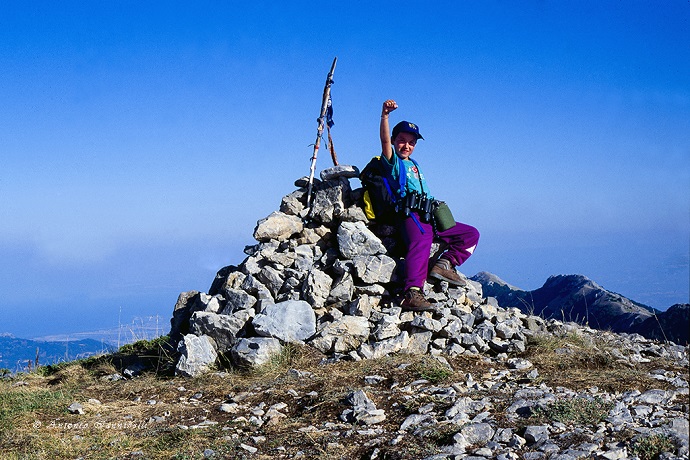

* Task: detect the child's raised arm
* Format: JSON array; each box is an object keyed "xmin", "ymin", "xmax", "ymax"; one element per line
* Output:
[{"xmin": 380, "ymin": 100, "xmax": 397, "ymax": 161}]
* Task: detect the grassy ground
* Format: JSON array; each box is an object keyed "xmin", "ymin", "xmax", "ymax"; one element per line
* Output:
[{"xmin": 1, "ymin": 332, "xmax": 686, "ymax": 459}]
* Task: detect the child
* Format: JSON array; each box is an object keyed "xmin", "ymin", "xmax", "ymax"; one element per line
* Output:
[{"xmin": 379, "ymin": 99, "xmax": 480, "ymax": 311}]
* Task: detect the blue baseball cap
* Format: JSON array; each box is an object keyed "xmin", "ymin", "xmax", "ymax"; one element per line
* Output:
[{"xmin": 392, "ymin": 120, "xmax": 424, "ymax": 140}]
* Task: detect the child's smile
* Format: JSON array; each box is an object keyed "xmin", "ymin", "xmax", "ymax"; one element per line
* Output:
[{"xmin": 394, "ymin": 132, "xmax": 417, "ymax": 160}]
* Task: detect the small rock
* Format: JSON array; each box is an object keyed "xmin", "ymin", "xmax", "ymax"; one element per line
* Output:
[
  {"xmin": 507, "ymin": 358, "xmax": 533, "ymax": 370},
  {"xmin": 67, "ymin": 402, "xmax": 84, "ymax": 415},
  {"xmin": 240, "ymin": 443, "xmax": 258, "ymax": 454},
  {"xmin": 524, "ymin": 425, "xmax": 550, "ymax": 444},
  {"xmin": 364, "ymin": 375, "xmax": 387, "ymax": 385},
  {"xmin": 219, "ymin": 403, "xmax": 240, "ymax": 413}
]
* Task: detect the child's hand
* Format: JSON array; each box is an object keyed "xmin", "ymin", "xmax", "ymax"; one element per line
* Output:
[{"xmin": 382, "ymin": 100, "xmax": 398, "ymax": 115}]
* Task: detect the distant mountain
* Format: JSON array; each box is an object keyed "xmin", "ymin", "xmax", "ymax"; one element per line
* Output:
[
  {"xmin": 471, "ymin": 272, "xmax": 688, "ymax": 345},
  {"xmin": 0, "ymin": 335, "xmax": 113, "ymax": 373},
  {"xmin": 33, "ymin": 315, "xmax": 166, "ymax": 347},
  {"xmin": 628, "ymin": 303, "xmax": 690, "ymax": 345},
  {"xmin": 0, "ymin": 316, "xmax": 167, "ymax": 373}
]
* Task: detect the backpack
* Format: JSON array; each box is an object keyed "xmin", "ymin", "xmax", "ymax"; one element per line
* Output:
[{"xmin": 359, "ymin": 156, "xmax": 403, "ymax": 225}]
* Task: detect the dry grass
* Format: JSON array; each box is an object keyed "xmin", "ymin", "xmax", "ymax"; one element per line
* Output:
[
  {"xmin": 522, "ymin": 331, "xmax": 685, "ymax": 393},
  {"xmin": 0, "ymin": 345, "xmax": 492, "ymax": 459}
]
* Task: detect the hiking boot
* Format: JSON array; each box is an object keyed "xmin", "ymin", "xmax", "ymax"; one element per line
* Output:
[
  {"xmin": 400, "ymin": 288, "xmax": 435, "ymax": 312},
  {"xmin": 429, "ymin": 258, "xmax": 467, "ymax": 287}
]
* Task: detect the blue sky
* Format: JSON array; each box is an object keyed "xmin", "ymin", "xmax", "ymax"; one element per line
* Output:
[{"xmin": 1, "ymin": 1, "xmax": 688, "ymax": 338}]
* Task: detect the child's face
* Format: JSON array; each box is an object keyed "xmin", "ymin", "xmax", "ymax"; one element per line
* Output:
[{"xmin": 393, "ymin": 132, "xmax": 417, "ymax": 160}]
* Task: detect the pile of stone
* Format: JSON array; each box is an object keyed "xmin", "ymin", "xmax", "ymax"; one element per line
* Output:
[{"xmin": 168, "ymin": 165, "xmax": 542, "ymax": 377}]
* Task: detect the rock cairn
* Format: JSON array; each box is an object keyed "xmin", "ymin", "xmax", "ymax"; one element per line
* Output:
[{"xmin": 168, "ymin": 165, "xmax": 536, "ymax": 377}]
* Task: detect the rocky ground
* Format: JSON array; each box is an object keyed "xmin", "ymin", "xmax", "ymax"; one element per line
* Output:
[{"xmin": 1, "ymin": 321, "xmax": 687, "ymax": 459}]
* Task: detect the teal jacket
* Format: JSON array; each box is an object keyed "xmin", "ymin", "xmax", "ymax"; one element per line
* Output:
[{"xmin": 382, "ymin": 150, "xmax": 432, "ymax": 198}]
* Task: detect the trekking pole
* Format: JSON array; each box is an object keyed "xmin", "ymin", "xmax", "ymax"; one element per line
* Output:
[{"xmin": 306, "ymin": 57, "xmax": 337, "ymax": 207}]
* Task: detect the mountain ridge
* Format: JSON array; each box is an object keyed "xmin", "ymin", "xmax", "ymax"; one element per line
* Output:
[
  {"xmin": 471, "ymin": 271, "xmax": 688, "ymax": 345},
  {"xmin": 0, "ymin": 336, "xmax": 112, "ymax": 373},
  {"xmin": 0, "ymin": 316, "xmax": 164, "ymax": 373}
]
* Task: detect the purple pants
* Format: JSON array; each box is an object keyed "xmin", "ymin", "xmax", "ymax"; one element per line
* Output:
[{"xmin": 400, "ymin": 212, "xmax": 480, "ymax": 291}]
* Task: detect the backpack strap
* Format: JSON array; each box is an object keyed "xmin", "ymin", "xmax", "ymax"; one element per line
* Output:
[
  {"xmin": 393, "ymin": 151, "xmax": 407, "ymax": 199},
  {"xmin": 408, "ymin": 157, "xmax": 425, "ymax": 197},
  {"xmin": 410, "ymin": 211, "xmax": 425, "ymax": 234},
  {"xmin": 398, "ymin": 155, "xmax": 427, "ymax": 235},
  {"xmin": 394, "ymin": 154, "xmax": 426, "ymax": 198}
]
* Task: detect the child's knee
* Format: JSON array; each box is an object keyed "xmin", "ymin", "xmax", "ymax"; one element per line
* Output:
[
  {"xmin": 472, "ymin": 227, "xmax": 480, "ymax": 243},
  {"xmin": 462, "ymin": 225, "xmax": 480, "ymax": 246}
]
